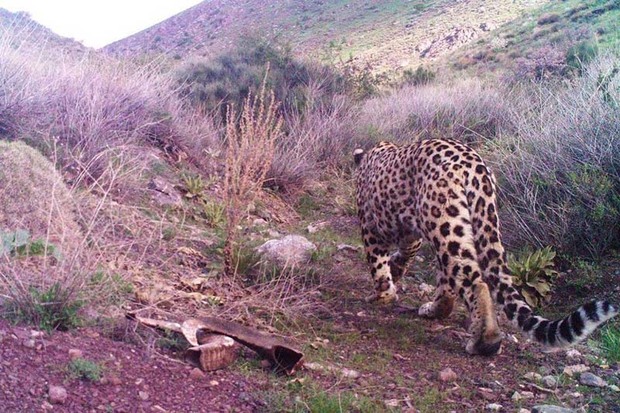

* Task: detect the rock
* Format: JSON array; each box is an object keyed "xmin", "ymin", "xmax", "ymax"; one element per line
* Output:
[
  {"xmin": 578, "ymin": 372, "xmax": 606, "ymax": 387},
  {"xmin": 138, "ymin": 391, "xmax": 149, "ymax": 401},
  {"xmin": 521, "ymin": 391, "xmax": 534, "ymax": 399},
  {"xmin": 418, "ymin": 283, "xmax": 435, "ymax": 295},
  {"xmin": 209, "ymin": 380, "xmax": 219, "ymax": 386},
  {"xmin": 22, "ymin": 339, "xmax": 35, "ymax": 348},
  {"xmin": 565, "ymin": 349, "xmax": 581, "ymax": 360},
  {"xmin": 68, "ymin": 349, "xmax": 83, "ymax": 360},
  {"xmin": 306, "ymin": 222, "xmax": 327, "ymax": 234},
  {"xmin": 609, "ymin": 384, "xmax": 620, "ymax": 392},
  {"xmin": 260, "ymin": 359, "xmax": 272, "ymax": 369},
  {"xmin": 562, "ymin": 364, "xmax": 589, "ymax": 376},
  {"xmin": 479, "ymin": 22, "xmax": 497, "ymax": 32},
  {"xmin": 478, "ymin": 387, "xmax": 495, "ymax": 401},
  {"xmin": 511, "ymin": 391, "xmax": 523, "ymax": 402},
  {"xmin": 148, "ymin": 177, "xmax": 182, "ymax": 207},
  {"xmin": 48, "ymin": 385, "xmax": 67, "ymax": 404},
  {"xmin": 341, "ymin": 368, "xmax": 360, "ymax": 379},
  {"xmin": 531, "ymin": 405, "xmax": 576, "ymax": 413},
  {"xmin": 439, "ymin": 367, "xmax": 458, "ymax": 382},
  {"xmin": 486, "ymin": 403, "xmax": 502, "ymax": 411},
  {"xmin": 519, "ymin": 409, "xmax": 531, "ymax": 413},
  {"xmin": 255, "ymin": 235, "xmax": 317, "ymax": 267},
  {"xmin": 41, "ymin": 401, "xmax": 54, "ymax": 411},
  {"xmin": 189, "ymin": 368, "xmax": 205, "ymax": 380},
  {"xmin": 384, "ymin": 399, "xmax": 400, "ymax": 408},
  {"xmin": 523, "ymin": 372, "xmax": 542, "ymax": 381},
  {"xmin": 108, "ymin": 374, "xmax": 122, "ymax": 386},
  {"xmin": 337, "ymin": 244, "xmax": 359, "ymax": 253},
  {"xmin": 542, "ymin": 375, "xmax": 558, "ymax": 388},
  {"xmin": 252, "ymin": 218, "xmax": 268, "ymax": 227}
]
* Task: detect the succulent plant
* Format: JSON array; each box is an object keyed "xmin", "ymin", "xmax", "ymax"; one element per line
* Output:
[{"xmin": 509, "ymin": 246, "xmax": 558, "ymax": 308}]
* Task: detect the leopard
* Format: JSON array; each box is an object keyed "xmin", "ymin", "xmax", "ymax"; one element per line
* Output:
[{"xmin": 354, "ymin": 138, "xmax": 618, "ymax": 356}]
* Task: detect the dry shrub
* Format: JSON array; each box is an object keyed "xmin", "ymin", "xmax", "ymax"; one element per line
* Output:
[
  {"xmin": 491, "ymin": 54, "xmax": 620, "ymax": 257},
  {"xmin": 223, "ymin": 80, "xmax": 283, "ymax": 276},
  {"xmin": 359, "ymin": 78, "xmax": 509, "ymax": 144},
  {"xmin": 0, "ymin": 141, "xmax": 82, "ymax": 255},
  {"xmin": 270, "ymin": 93, "xmax": 358, "ymax": 192},
  {"xmin": 0, "ymin": 29, "xmax": 219, "ymax": 194}
]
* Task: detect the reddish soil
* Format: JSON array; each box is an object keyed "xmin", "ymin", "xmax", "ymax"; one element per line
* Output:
[{"xmin": 0, "ymin": 319, "xmax": 261, "ymax": 412}]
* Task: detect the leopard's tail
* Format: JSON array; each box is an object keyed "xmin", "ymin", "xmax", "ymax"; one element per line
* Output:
[{"xmin": 500, "ymin": 286, "xmax": 617, "ymax": 347}]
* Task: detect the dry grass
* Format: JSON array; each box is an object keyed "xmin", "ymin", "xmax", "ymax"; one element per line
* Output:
[
  {"xmin": 490, "ymin": 53, "xmax": 620, "ymax": 257},
  {"xmin": 359, "ymin": 78, "xmax": 510, "ymax": 144}
]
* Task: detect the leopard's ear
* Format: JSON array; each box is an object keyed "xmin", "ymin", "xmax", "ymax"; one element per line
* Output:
[{"xmin": 353, "ymin": 148, "xmax": 365, "ymax": 165}]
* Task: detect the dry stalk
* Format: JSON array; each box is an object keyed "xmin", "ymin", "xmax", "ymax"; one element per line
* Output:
[{"xmin": 223, "ymin": 72, "xmax": 283, "ymax": 277}]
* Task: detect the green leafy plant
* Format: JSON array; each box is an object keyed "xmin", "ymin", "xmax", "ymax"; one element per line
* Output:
[
  {"xmin": 0, "ymin": 229, "xmax": 60, "ymax": 259},
  {"xmin": 68, "ymin": 358, "xmax": 103, "ymax": 382},
  {"xmin": 598, "ymin": 323, "xmax": 620, "ymax": 363},
  {"xmin": 5, "ymin": 283, "xmax": 83, "ymax": 332},
  {"xmin": 509, "ymin": 246, "xmax": 558, "ymax": 308},
  {"xmin": 202, "ymin": 200, "xmax": 226, "ymax": 228},
  {"xmin": 182, "ymin": 174, "xmax": 205, "ymax": 199}
]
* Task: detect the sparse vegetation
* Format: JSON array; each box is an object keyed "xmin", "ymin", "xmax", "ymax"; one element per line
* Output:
[{"xmin": 68, "ymin": 358, "xmax": 103, "ymax": 382}]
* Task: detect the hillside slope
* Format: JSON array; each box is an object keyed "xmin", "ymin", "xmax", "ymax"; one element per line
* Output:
[
  {"xmin": 0, "ymin": 8, "xmax": 90, "ymax": 58},
  {"xmin": 103, "ymin": 0, "xmax": 548, "ymax": 73}
]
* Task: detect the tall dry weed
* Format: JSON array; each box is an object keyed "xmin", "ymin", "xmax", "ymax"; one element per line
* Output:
[{"xmin": 223, "ymin": 77, "xmax": 283, "ymax": 277}]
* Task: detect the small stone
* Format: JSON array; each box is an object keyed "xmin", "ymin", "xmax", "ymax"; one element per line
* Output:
[
  {"xmin": 511, "ymin": 391, "xmax": 522, "ymax": 402},
  {"xmin": 41, "ymin": 401, "xmax": 54, "ymax": 411},
  {"xmin": 523, "ymin": 372, "xmax": 542, "ymax": 381},
  {"xmin": 418, "ymin": 283, "xmax": 435, "ymax": 295},
  {"xmin": 486, "ymin": 403, "xmax": 502, "ymax": 411},
  {"xmin": 30, "ymin": 330, "xmax": 44, "ymax": 338},
  {"xmin": 384, "ymin": 399, "xmax": 400, "ymax": 408},
  {"xmin": 562, "ymin": 364, "xmax": 589, "ymax": 376},
  {"xmin": 209, "ymin": 380, "xmax": 219, "ymax": 386},
  {"xmin": 68, "ymin": 349, "xmax": 83, "ymax": 360},
  {"xmin": 519, "ymin": 409, "xmax": 531, "ymax": 413},
  {"xmin": 23, "ymin": 339, "xmax": 35, "ymax": 348},
  {"xmin": 521, "ymin": 391, "xmax": 534, "ymax": 399},
  {"xmin": 48, "ymin": 385, "xmax": 67, "ymax": 404},
  {"xmin": 306, "ymin": 222, "xmax": 327, "ymax": 234},
  {"xmin": 578, "ymin": 372, "xmax": 606, "ymax": 387},
  {"xmin": 565, "ymin": 349, "xmax": 581, "ymax": 360},
  {"xmin": 340, "ymin": 367, "xmax": 360, "ymax": 379},
  {"xmin": 252, "ymin": 218, "xmax": 268, "ymax": 227},
  {"xmin": 108, "ymin": 375, "xmax": 122, "ymax": 386},
  {"xmin": 479, "ymin": 387, "xmax": 495, "ymax": 401},
  {"xmin": 531, "ymin": 405, "xmax": 576, "ymax": 413},
  {"xmin": 542, "ymin": 375, "xmax": 558, "ymax": 388},
  {"xmin": 189, "ymin": 368, "xmax": 205, "ymax": 380},
  {"xmin": 608, "ymin": 384, "xmax": 620, "ymax": 392},
  {"xmin": 439, "ymin": 367, "xmax": 458, "ymax": 382},
  {"xmin": 337, "ymin": 244, "xmax": 359, "ymax": 252},
  {"xmin": 138, "ymin": 391, "xmax": 149, "ymax": 401},
  {"xmin": 260, "ymin": 359, "xmax": 272, "ymax": 369}
]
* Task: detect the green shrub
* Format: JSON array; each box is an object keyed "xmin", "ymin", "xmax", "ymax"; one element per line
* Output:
[
  {"xmin": 403, "ymin": 66, "xmax": 436, "ymax": 86},
  {"xmin": 508, "ymin": 247, "xmax": 558, "ymax": 308},
  {"xmin": 176, "ymin": 38, "xmax": 346, "ymax": 120},
  {"xmin": 5, "ymin": 283, "xmax": 83, "ymax": 332},
  {"xmin": 598, "ymin": 323, "xmax": 620, "ymax": 363},
  {"xmin": 68, "ymin": 358, "xmax": 103, "ymax": 382},
  {"xmin": 566, "ymin": 40, "xmax": 599, "ymax": 75}
]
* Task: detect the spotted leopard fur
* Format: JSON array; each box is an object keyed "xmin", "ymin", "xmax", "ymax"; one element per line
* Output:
[{"xmin": 354, "ymin": 139, "xmax": 618, "ymax": 355}]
